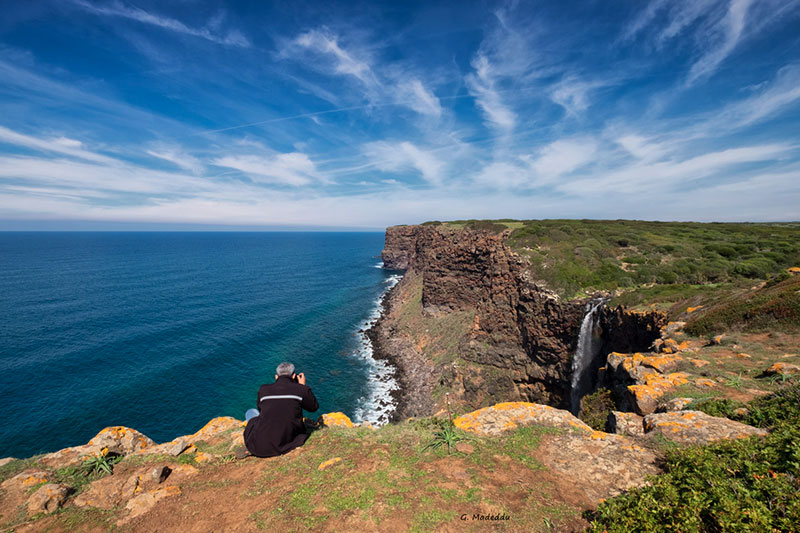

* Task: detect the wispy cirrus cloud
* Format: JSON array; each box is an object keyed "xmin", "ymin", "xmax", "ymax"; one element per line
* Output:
[
  {"xmin": 282, "ymin": 28, "xmax": 443, "ymax": 118},
  {"xmin": 685, "ymin": 0, "xmax": 751, "ymax": 86},
  {"xmin": 465, "ymin": 54, "xmax": 516, "ymax": 130},
  {"xmin": 0, "ymin": 125, "xmax": 115, "ymax": 164},
  {"xmin": 72, "ymin": 0, "xmax": 249, "ymax": 47},
  {"xmin": 363, "ymin": 141, "xmax": 445, "ymax": 185}
]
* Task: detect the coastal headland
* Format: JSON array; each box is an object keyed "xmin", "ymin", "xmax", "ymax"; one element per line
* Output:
[{"xmin": 2, "ymin": 219, "xmax": 799, "ymax": 531}]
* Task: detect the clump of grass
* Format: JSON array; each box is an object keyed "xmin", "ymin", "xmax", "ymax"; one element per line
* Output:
[{"xmin": 422, "ymin": 394, "xmax": 470, "ymax": 454}]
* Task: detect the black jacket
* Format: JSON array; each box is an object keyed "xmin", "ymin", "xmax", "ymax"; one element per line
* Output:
[{"xmin": 243, "ymin": 376, "xmax": 319, "ymax": 457}]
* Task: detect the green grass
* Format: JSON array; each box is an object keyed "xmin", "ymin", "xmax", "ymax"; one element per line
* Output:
[{"xmin": 587, "ymin": 384, "xmax": 800, "ymax": 531}]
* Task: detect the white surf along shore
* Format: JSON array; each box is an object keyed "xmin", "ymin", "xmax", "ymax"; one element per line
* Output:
[{"xmin": 351, "ymin": 263, "xmax": 402, "ymax": 426}]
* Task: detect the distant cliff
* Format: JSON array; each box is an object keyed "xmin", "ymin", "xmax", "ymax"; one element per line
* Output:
[{"xmin": 374, "ymin": 224, "xmax": 664, "ymax": 417}]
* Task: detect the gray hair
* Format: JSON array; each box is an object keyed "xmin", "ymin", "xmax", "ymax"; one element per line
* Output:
[{"xmin": 276, "ymin": 362, "xmax": 295, "ymax": 376}]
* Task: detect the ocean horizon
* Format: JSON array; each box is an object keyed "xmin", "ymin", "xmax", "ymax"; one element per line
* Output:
[{"xmin": 0, "ymin": 231, "xmax": 399, "ymax": 459}]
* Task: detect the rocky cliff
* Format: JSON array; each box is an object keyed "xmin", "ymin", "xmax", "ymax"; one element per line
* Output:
[{"xmin": 375, "ymin": 225, "xmax": 665, "ymax": 418}]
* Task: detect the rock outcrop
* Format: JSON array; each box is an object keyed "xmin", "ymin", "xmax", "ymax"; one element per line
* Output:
[
  {"xmin": 643, "ymin": 410, "xmax": 767, "ymax": 444},
  {"xmin": 377, "ymin": 225, "xmax": 664, "ymax": 417},
  {"xmin": 454, "ymin": 401, "xmax": 660, "ymax": 502}
]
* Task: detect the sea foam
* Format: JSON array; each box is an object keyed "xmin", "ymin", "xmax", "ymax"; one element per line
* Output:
[{"xmin": 351, "ymin": 273, "xmax": 402, "ymax": 425}]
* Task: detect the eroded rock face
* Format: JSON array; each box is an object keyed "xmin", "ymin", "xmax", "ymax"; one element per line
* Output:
[
  {"xmin": 382, "ymin": 225, "xmax": 421, "ymax": 269},
  {"xmin": 643, "ymin": 410, "xmax": 767, "ymax": 445},
  {"xmin": 379, "ymin": 225, "xmax": 665, "ymax": 415},
  {"xmin": 380, "ymin": 226, "xmax": 585, "ymax": 411}
]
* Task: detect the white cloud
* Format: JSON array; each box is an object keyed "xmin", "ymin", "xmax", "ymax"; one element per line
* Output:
[
  {"xmin": 397, "ymin": 79, "xmax": 442, "ymax": 118},
  {"xmin": 561, "ymin": 142, "xmax": 795, "ymax": 194},
  {"xmin": 72, "ymin": 0, "xmax": 249, "ymax": 47},
  {"xmin": 0, "ymin": 125, "xmax": 116, "ymax": 164},
  {"xmin": 525, "ymin": 138, "xmax": 598, "ymax": 183},
  {"xmin": 465, "ymin": 54, "xmax": 515, "ymax": 130},
  {"xmin": 293, "ymin": 29, "xmax": 375, "ymax": 86},
  {"xmin": 615, "ymin": 134, "xmax": 671, "ymax": 162},
  {"xmin": 719, "ymin": 64, "xmax": 800, "ymax": 128},
  {"xmin": 364, "ymin": 141, "xmax": 445, "ymax": 185},
  {"xmin": 550, "ymin": 77, "xmax": 611, "ymax": 116},
  {"xmin": 686, "ymin": 0, "xmax": 752, "ymax": 85},
  {"xmin": 472, "ymin": 161, "xmax": 530, "ymax": 189},
  {"xmin": 212, "ymin": 153, "xmax": 321, "ymax": 186},
  {"xmin": 146, "ymin": 148, "xmax": 203, "ymax": 174}
]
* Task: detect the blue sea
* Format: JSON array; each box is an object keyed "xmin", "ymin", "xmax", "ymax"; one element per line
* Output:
[{"xmin": 0, "ymin": 232, "xmax": 401, "ymax": 459}]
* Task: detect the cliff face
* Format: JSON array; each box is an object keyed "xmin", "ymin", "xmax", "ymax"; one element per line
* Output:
[{"xmin": 377, "ymin": 225, "xmax": 665, "ymax": 416}]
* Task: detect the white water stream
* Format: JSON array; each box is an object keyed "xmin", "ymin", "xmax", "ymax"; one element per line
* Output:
[{"xmin": 570, "ymin": 300, "xmax": 605, "ymax": 415}]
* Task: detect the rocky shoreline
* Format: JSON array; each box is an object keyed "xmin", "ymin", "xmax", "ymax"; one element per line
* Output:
[{"xmin": 366, "ymin": 271, "xmax": 437, "ymax": 420}]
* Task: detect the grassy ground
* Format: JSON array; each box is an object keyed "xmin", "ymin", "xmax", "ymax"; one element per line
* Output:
[{"xmin": 3, "ymin": 421, "xmax": 587, "ymax": 533}]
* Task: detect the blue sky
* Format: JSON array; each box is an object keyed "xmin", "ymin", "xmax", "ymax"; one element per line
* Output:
[{"xmin": 0, "ymin": 0, "xmax": 799, "ymax": 229}]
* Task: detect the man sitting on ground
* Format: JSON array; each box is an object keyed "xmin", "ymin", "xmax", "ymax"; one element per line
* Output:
[{"xmin": 240, "ymin": 362, "xmax": 319, "ymax": 458}]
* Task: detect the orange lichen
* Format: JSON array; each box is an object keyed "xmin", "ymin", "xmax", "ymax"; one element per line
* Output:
[
  {"xmin": 22, "ymin": 475, "xmax": 49, "ymax": 486},
  {"xmin": 787, "ymin": 267, "xmax": 800, "ymax": 273},
  {"xmin": 318, "ymin": 457, "xmax": 342, "ymax": 471},
  {"xmin": 695, "ymin": 378, "xmax": 716, "ymax": 388},
  {"xmin": 686, "ymin": 306, "xmax": 703, "ymax": 313},
  {"xmin": 319, "ymin": 412, "xmax": 354, "ymax": 428}
]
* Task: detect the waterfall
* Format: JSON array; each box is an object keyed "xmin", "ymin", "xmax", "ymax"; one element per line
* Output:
[{"xmin": 570, "ymin": 299, "xmax": 605, "ymax": 415}]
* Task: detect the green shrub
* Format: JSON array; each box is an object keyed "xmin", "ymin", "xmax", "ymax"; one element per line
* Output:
[
  {"xmin": 579, "ymin": 389, "xmax": 615, "ymax": 431},
  {"xmin": 588, "ymin": 385, "xmax": 800, "ymax": 531}
]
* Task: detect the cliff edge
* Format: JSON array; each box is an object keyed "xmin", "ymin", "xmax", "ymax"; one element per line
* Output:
[{"xmin": 373, "ymin": 224, "xmax": 663, "ymax": 418}]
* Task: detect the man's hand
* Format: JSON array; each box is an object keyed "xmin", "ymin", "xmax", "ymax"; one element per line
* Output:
[{"xmin": 296, "ymin": 372, "xmax": 306, "ymax": 385}]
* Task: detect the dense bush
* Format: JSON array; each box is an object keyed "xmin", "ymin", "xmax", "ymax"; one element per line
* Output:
[
  {"xmin": 588, "ymin": 384, "xmax": 800, "ymax": 532},
  {"xmin": 579, "ymin": 388, "xmax": 615, "ymax": 431},
  {"xmin": 498, "ymin": 219, "xmax": 800, "ymax": 298},
  {"xmin": 685, "ymin": 275, "xmax": 800, "ymax": 335}
]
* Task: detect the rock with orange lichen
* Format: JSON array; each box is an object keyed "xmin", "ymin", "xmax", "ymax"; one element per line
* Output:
[
  {"xmin": 87, "ymin": 426, "xmax": 155, "ymax": 456},
  {"xmin": 655, "ymin": 338, "xmax": 681, "ymax": 354},
  {"xmin": 787, "ymin": 266, "xmax": 800, "ymax": 273},
  {"xmin": 535, "ymin": 427, "xmax": 659, "ymax": 503},
  {"xmin": 41, "ymin": 426, "xmax": 156, "ymax": 468},
  {"xmin": 764, "ymin": 362, "xmax": 800, "ymax": 376},
  {"xmin": 689, "ymin": 358, "xmax": 710, "ymax": 368},
  {"xmin": 131, "ymin": 417, "xmax": 244, "ymax": 459},
  {"xmin": 643, "ymin": 410, "xmax": 767, "ymax": 445},
  {"xmin": 1, "ymin": 471, "xmax": 51, "ymax": 494},
  {"xmin": 318, "ymin": 412, "xmax": 354, "ymax": 428},
  {"xmin": 658, "ymin": 397, "xmax": 694, "ymax": 412},
  {"xmin": 607, "ymin": 411, "xmax": 644, "ymax": 437},
  {"xmin": 26, "ymin": 483, "xmax": 72, "ymax": 515},
  {"xmin": 694, "ymin": 377, "xmax": 716, "ymax": 388},
  {"xmin": 451, "ymin": 403, "xmax": 659, "ymax": 502},
  {"xmin": 626, "ymin": 372, "xmax": 690, "ymax": 416},
  {"xmin": 453, "ymin": 402, "xmax": 591, "ymax": 436},
  {"xmin": 118, "ymin": 485, "xmax": 182, "ymax": 525}
]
